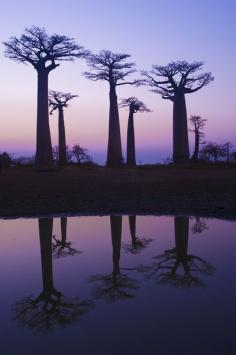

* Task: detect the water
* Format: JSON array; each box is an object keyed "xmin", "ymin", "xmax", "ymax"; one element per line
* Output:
[{"xmin": 0, "ymin": 215, "xmax": 235, "ymax": 355}]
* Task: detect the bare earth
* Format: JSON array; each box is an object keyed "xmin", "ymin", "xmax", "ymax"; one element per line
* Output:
[{"xmin": 0, "ymin": 165, "xmax": 236, "ymax": 219}]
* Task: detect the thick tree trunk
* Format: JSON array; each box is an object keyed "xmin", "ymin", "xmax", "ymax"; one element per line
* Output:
[
  {"xmin": 174, "ymin": 216, "xmax": 189, "ymax": 262},
  {"xmin": 129, "ymin": 215, "xmax": 136, "ymax": 246},
  {"xmin": 106, "ymin": 84, "xmax": 123, "ymax": 167},
  {"xmin": 127, "ymin": 111, "xmax": 136, "ymax": 167},
  {"xmin": 36, "ymin": 70, "xmax": 53, "ymax": 168},
  {"xmin": 58, "ymin": 108, "xmax": 67, "ymax": 165},
  {"xmin": 173, "ymin": 93, "xmax": 190, "ymax": 163},
  {"xmin": 38, "ymin": 218, "xmax": 54, "ymax": 294},
  {"xmin": 110, "ymin": 216, "xmax": 122, "ymax": 277},
  {"xmin": 191, "ymin": 131, "xmax": 200, "ymax": 162},
  {"xmin": 61, "ymin": 217, "xmax": 67, "ymax": 246}
]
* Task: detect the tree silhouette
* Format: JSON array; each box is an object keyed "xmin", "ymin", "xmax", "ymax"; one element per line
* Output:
[
  {"xmin": 122, "ymin": 216, "xmax": 152, "ymax": 254},
  {"xmin": 136, "ymin": 217, "xmax": 214, "ymax": 288},
  {"xmin": 191, "ymin": 217, "xmax": 208, "ymax": 234},
  {"xmin": 200, "ymin": 142, "xmax": 226, "ymax": 162},
  {"xmin": 49, "ymin": 90, "xmax": 78, "ymax": 165},
  {"xmin": 120, "ymin": 97, "xmax": 150, "ymax": 167},
  {"xmin": 189, "ymin": 115, "xmax": 207, "ymax": 162},
  {"xmin": 71, "ymin": 144, "xmax": 92, "ymax": 164},
  {"xmin": 13, "ymin": 218, "xmax": 93, "ymax": 333},
  {"xmin": 52, "ymin": 217, "xmax": 81, "ymax": 258},
  {"xmin": 143, "ymin": 61, "xmax": 214, "ymax": 163},
  {"xmin": 84, "ymin": 50, "xmax": 142, "ymax": 167},
  {"xmin": 90, "ymin": 216, "xmax": 139, "ymax": 301},
  {"xmin": 4, "ymin": 26, "xmax": 86, "ymax": 168},
  {"xmin": 223, "ymin": 142, "xmax": 233, "ymax": 163}
]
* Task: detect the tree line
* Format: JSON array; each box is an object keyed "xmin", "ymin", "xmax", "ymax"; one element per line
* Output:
[{"xmin": 2, "ymin": 25, "xmax": 232, "ymax": 170}]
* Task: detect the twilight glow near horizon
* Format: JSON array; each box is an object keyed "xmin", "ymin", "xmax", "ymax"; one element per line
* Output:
[{"xmin": 0, "ymin": 0, "xmax": 235, "ymax": 163}]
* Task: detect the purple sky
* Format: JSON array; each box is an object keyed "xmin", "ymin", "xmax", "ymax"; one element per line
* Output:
[{"xmin": 0, "ymin": 0, "xmax": 235, "ymax": 163}]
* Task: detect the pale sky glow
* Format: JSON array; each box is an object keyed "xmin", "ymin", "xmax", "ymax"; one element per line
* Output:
[{"xmin": 0, "ymin": 0, "xmax": 235, "ymax": 163}]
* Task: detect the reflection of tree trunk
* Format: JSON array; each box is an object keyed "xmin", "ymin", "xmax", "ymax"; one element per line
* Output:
[
  {"xmin": 38, "ymin": 218, "xmax": 54, "ymax": 294},
  {"xmin": 191, "ymin": 131, "xmax": 199, "ymax": 162},
  {"xmin": 129, "ymin": 216, "xmax": 136, "ymax": 246},
  {"xmin": 106, "ymin": 84, "xmax": 122, "ymax": 167},
  {"xmin": 174, "ymin": 216, "xmax": 189, "ymax": 266},
  {"xmin": 127, "ymin": 111, "xmax": 136, "ymax": 167},
  {"xmin": 173, "ymin": 93, "xmax": 190, "ymax": 163},
  {"xmin": 58, "ymin": 107, "xmax": 67, "ymax": 165},
  {"xmin": 110, "ymin": 216, "xmax": 122, "ymax": 277},
  {"xmin": 36, "ymin": 70, "xmax": 53, "ymax": 168},
  {"xmin": 61, "ymin": 217, "xmax": 67, "ymax": 246}
]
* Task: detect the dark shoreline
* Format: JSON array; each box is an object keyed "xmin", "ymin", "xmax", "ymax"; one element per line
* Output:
[{"xmin": 1, "ymin": 165, "xmax": 236, "ymax": 220}]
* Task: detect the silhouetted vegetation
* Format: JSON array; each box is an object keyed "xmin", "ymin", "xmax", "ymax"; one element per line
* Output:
[
  {"xmin": 120, "ymin": 97, "xmax": 150, "ymax": 167},
  {"xmin": 84, "ymin": 50, "xmax": 142, "ymax": 167},
  {"xmin": 143, "ymin": 61, "xmax": 214, "ymax": 163},
  {"xmin": 189, "ymin": 115, "xmax": 207, "ymax": 162},
  {"xmin": 4, "ymin": 26, "xmax": 87, "ymax": 169},
  {"xmin": 49, "ymin": 90, "xmax": 78, "ymax": 165}
]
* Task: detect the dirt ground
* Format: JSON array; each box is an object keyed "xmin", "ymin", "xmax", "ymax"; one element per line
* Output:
[{"xmin": 0, "ymin": 165, "xmax": 236, "ymax": 219}]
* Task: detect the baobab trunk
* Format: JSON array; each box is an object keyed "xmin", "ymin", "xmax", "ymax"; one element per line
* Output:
[
  {"xmin": 173, "ymin": 93, "xmax": 190, "ymax": 163},
  {"xmin": 129, "ymin": 215, "xmax": 136, "ymax": 245},
  {"xmin": 61, "ymin": 217, "xmax": 67, "ymax": 246},
  {"xmin": 58, "ymin": 107, "xmax": 67, "ymax": 165},
  {"xmin": 106, "ymin": 84, "xmax": 123, "ymax": 167},
  {"xmin": 127, "ymin": 112, "xmax": 136, "ymax": 167},
  {"xmin": 110, "ymin": 216, "xmax": 122, "ymax": 277},
  {"xmin": 174, "ymin": 216, "xmax": 189, "ymax": 262},
  {"xmin": 191, "ymin": 131, "xmax": 200, "ymax": 162},
  {"xmin": 36, "ymin": 70, "xmax": 53, "ymax": 168},
  {"xmin": 38, "ymin": 218, "xmax": 54, "ymax": 294}
]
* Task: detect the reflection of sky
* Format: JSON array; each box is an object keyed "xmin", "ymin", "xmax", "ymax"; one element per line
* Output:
[
  {"xmin": 0, "ymin": 216, "xmax": 236, "ymax": 354},
  {"xmin": 0, "ymin": 1, "xmax": 236, "ymax": 163}
]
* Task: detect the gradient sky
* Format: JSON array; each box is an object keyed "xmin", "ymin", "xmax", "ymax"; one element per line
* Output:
[{"xmin": 0, "ymin": 0, "xmax": 235, "ymax": 163}]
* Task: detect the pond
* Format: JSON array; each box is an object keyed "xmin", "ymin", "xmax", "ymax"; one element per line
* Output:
[{"xmin": 0, "ymin": 215, "xmax": 235, "ymax": 355}]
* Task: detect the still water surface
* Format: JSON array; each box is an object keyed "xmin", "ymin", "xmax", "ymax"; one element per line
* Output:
[{"xmin": 0, "ymin": 215, "xmax": 235, "ymax": 355}]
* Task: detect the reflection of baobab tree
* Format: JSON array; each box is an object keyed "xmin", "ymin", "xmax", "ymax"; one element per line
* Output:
[
  {"xmin": 137, "ymin": 217, "xmax": 214, "ymax": 288},
  {"xmin": 122, "ymin": 216, "xmax": 152, "ymax": 254},
  {"xmin": 13, "ymin": 218, "xmax": 93, "ymax": 334},
  {"xmin": 191, "ymin": 217, "xmax": 208, "ymax": 234},
  {"xmin": 52, "ymin": 217, "xmax": 81, "ymax": 258},
  {"xmin": 90, "ymin": 216, "xmax": 138, "ymax": 301}
]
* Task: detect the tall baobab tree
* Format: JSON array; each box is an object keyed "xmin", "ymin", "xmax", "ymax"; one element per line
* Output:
[
  {"xmin": 13, "ymin": 218, "xmax": 93, "ymax": 333},
  {"xmin": 90, "ymin": 216, "xmax": 138, "ymax": 301},
  {"xmin": 189, "ymin": 115, "xmax": 207, "ymax": 161},
  {"xmin": 84, "ymin": 50, "xmax": 142, "ymax": 167},
  {"xmin": 49, "ymin": 90, "xmax": 78, "ymax": 165},
  {"xmin": 3, "ymin": 26, "xmax": 86, "ymax": 168},
  {"xmin": 120, "ymin": 97, "xmax": 150, "ymax": 167},
  {"xmin": 143, "ymin": 61, "xmax": 214, "ymax": 163}
]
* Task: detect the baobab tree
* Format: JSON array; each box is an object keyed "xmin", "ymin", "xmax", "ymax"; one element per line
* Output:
[
  {"xmin": 52, "ymin": 217, "xmax": 81, "ymax": 258},
  {"xmin": 13, "ymin": 218, "xmax": 93, "ymax": 333},
  {"xmin": 49, "ymin": 90, "xmax": 78, "ymax": 165},
  {"xmin": 84, "ymin": 50, "xmax": 142, "ymax": 167},
  {"xmin": 120, "ymin": 97, "xmax": 150, "ymax": 167},
  {"xmin": 90, "ymin": 216, "xmax": 138, "ymax": 301},
  {"xmin": 143, "ymin": 61, "xmax": 214, "ymax": 163},
  {"xmin": 3, "ymin": 26, "xmax": 86, "ymax": 168},
  {"xmin": 189, "ymin": 115, "xmax": 207, "ymax": 161}
]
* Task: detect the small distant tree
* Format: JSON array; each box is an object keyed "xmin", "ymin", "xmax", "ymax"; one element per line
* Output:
[
  {"xmin": 200, "ymin": 142, "xmax": 226, "ymax": 162},
  {"xmin": 84, "ymin": 50, "xmax": 142, "ymax": 167},
  {"xmin": 120, "ymin": 97, "xmax": 150, "ymax": 167},
  {"xmin": 143, "ymin": 61, "xmax": 214, "ymax": 163},
  {"xmin": 49, "ymin": 90, "xmax": 78, "ymax": 165},
  {"xmin": 4, "ymin": 26, "xmax": 87, "ymax": 168},
  {"xmin": 71, "ymin": 144, "xmax": 92, "ymax": 164},
  {"xmin": 189, "ymin": 115, "xmax": 207, "ymax": 161}
]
